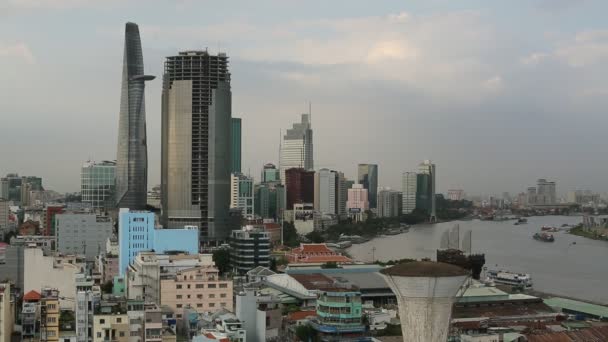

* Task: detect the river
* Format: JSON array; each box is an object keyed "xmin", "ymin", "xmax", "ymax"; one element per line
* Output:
[{"xmin": 347, "ymin": 215, "xmax": 608, "ymax": 304}]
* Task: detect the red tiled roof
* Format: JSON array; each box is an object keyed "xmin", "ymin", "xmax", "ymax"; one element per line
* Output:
[
  {"xmin": 301, "ymin": 255, "xmax": 353, "ymax": 263},
  {"xmin": 287, "ymin": 310, "xmax": 317, "ymax": 321},
  {"xmin": 23, "ymin": 290, "xmax": 41, "ymax": 301},
  {"xmin": 296, "ymin": 243, "xmax": 333, "ymax": 254},
  {"xmin": 526, "ymin": 326, "xmax": 608, "ymax": 342}
]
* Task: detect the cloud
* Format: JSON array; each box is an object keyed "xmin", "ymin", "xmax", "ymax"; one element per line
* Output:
[
  {"xmin": 3, "ymin": 0, "xmax": 121, "ymax": 10},
  {"xmin": 482, "ymin": 76, "xmax": 503, "ymax": 91},
  {"xmin": 555, "ymin": 30, "xmax": 608, "ymax": 67},
  {"xmin": 521, "ymin": 52, "xmax": 549, "ymax": 66},
  {"xmin": 0, "ymin": 42, "xmax": 35, "ymax": 64}
]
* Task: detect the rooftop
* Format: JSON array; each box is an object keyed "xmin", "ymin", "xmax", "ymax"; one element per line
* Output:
[
  {"xmin": 526, "ymin": 326, "xmax": 608, "ymax": 342},
  {"xmin": 380, "ymin": 261, "xmax": 468, "ymax": 277},
  {"xmin": 544, "ymin": 297, "xmax": 608, "ymax": 318}
]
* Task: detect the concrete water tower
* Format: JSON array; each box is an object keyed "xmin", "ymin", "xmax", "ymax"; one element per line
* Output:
[{"xmin": 380, "ymin": 261, "xmax": 469, "ymax": 342}]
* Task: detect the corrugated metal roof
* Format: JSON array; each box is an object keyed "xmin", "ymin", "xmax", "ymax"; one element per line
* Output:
[
  {"xmin": 526, "ymin": 326, "xmax": 608, "ymax": 342},
  {"xmin": 544, "ymin": 297, "xmax": 608, "ymax": 318}
]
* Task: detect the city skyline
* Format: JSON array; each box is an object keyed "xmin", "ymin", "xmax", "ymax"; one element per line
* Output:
[{"xmin": 2, "ymin": 1, "xmax": 608, "ymax": 195}]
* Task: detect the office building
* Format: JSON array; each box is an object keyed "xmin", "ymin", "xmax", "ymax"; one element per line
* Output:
[
  {"xmin": 536, "ymin": 178, "xmax": 557, "ymax": 205},
  {"xmin": 280, "ymin": 114, "xmax": 313, "ymax": 182},
  {"xmin": 230, "ymin": 173, "xmax": 254, "ymax": 219},
  {"xmin": 402, "ymin": 172, "xmax": 417, "ymax": 214},
  {"xmin": 0, "ymin": 200, "xmax": 8, "ymax": 238},
  {"xmin": 335, "ymin": 171, "xmax": 348, "ymax": 220},
  {"xmin": 115, "ymin": 22, "xmax": 154, "ymax": 210},
  {"xmin": 347, "ymin": 184, "xmax": 369, "ymax": 216},
  {"xmin": 55, "ymin": 213, "xmax": 113, "ymax": 260},
  {"xmin": 261, "ymin": 163, "xmax": 280, "ymax": 184},
  {"xmin": 81, "ymin": 160, "xmax": 116, "ymax": 209},
  {"xmin": 161, "ymin": 50, "xmax": 232, "ymax": 243},
  {"xmin": 231, "ymin": 118, "xmax": 241, "ymax": 173},
  {"xmin": 285, "ymin": 168, "xmax": 314, "ymax": 210},
  {"xmin": 417, "ymin": 160, "xmax": 437, "ymax": 221},
  {"xmin": 229, "ymin": 229, "xmax": 271, "ymax": 274},
  {"xmin": 377, "ymin": 188, "xmax": 402, "ymax": 218},
  {"xmin": 118, "ymin": 209, "xmax": 199, "ymax": 276},
  {"xmin": 0, "ymin": 283, "xmax": 13, "ymax": 342},
  {"xmin": 447, "ymin": 189, "xmax": 465, "ymax": 201},
  {"xmin": 314, "ymin": 168, "xmax": 336, "ymax": 215},
  {"xmin": 358, "ymin": 164, "xmax": 378, "ymax": 209},
  {"xmin": 254, "ymin": 183, "xmax": 285, "ymax": 221},
  {"xmin": 0, "ymin": 173, "xmax": 24, "ymax": 202}
]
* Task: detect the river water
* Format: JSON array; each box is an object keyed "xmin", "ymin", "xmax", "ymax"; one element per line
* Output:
[{"xmin": 347, "ymin": 215, "xmax": 608, "ymax": 304}]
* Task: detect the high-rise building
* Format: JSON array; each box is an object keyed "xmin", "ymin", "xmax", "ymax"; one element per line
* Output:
[
  {"xmin": 0, "ymin": 173, "xmax": 23, "ymax": 202},
  {"xmin": 0, "ymin": 200, "xmax": 8, "ymax": 238},
  {"xmin": 115, "ymin": 22, "xmax": 154, "ymax": 210},
  {"xmin": 231, "ymin": 118, "xmax": 242, "ymax": 173},
  {"xmin": 161, "ymin": 50, "xmax": 232, "ymax": 242},
  {"xmin": 357, "ymin": 164, "xmax": 378, "ymax": 209},
  {"xmin": 347, "ymin": 184, "xmax": 369, "ymax": 221},
  {"xmin": 334, "ymin": 171, "xmax": 348, "ymax": 220},
  {"xmin": 81, "ymin": 160, "xmax": 116, "ymax": 209},
  {"xmin": 230, "ymin": 229, "xmax": 271, "ymax": 274},
  {"xmin": 230, "ymin": 173, "xmax": 254, "ymax": 219},
  {"xmin": 447, "ymin": 189, "xmax": 464, "ymax": 201},
  {"xmin": 536, "ymin": 179, "xmax": 556, "ymax": 205},
  {"xmin": 280, "ymin": 114, "xmax": 313, "ymax": 183},
  {"xmin": 285, "ymin": 168, "xmax": 314, "ymax": 210},
  {"xmin": 314, "ymin": 168, "xmax": 336, "ymax": 215},
  {"xmin": 402, "ymin": 172, "xmax": 417, "ymax": 214},
  {"xmin": 261, "ymin": 163, "xmax": 280, "ymax": 184},
  {"xmin": 417, "ymin": 160, "xmax": 436, "ymax": 221},
  {"xmin": 377, "ymin": 189, "xmax": 402, "ymax": 218},
  {"xmin": 254, "ymin": 184, "xmax": 285, "ymax": 221}
]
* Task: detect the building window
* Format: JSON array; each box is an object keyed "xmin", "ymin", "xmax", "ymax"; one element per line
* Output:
[
  {"xmin": 197, "ymin": 294, "xmax": 203, "ymax": 299},
  {"xmin": 176, "ymin": 295, "xmax": 182, "ymax": 299},
  {"xmin": 196, "ymin": 284, "xmax": 204, "ymax": 289},
  {"xmin": 187, "ymin": 295, "xmax": 191, "ymax": 299},
  {"xmin": 119, "ymin": 332, "xmax": 125, "ymax": 337},
  {"xmin": 116, "ymin": 317, "xmax": 122, "ymax": 323},
  {"xmin": 187, "ymin": 284, "xmax": 191, "ymax": 289},
  {"xmin": 97, "ymin": 333, "xmax": 102, "ymax": 338},
  {"xmin": 208, "ymin": 284, "xmax": 216, "ymax": 289},
  {"xmin": 197, "ymin": 303, "xmax": 202, "ymax": 308},
  {"xmin": 209, "ymin": 294, "xmax": 215, "ymax": 299},
  {"xmin": 100, "ymin": 319, "xmax": 105, "ymax": 324},
  {"xmin": 220, "ymin": 294, "xmax": 226, "ymax": 298},
  {"xmin": 176, "ymin": 285, "xmax": 182, "ymax": 289},
  {"xmin": 177, "ymin": 304, "xmax": 182, "ymax": 308},
  {"xmin": 209, "ymin": 303, "xmax": 215, "ymax": 307},
  {"xmin": 219, "ymin": 283, "xmax": 228, "ymax": 288}
]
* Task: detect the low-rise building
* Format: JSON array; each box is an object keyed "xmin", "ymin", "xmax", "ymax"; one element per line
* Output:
[
  {"xmin": 55, "ymin": 213, "xmax": 113, "ymax": 261},
  {"xmin": 229, "ymin": 229, "xmax": 271, "ymax": 274},
  {"xmin": 286, "ymin": 244, "xmax": 352, "ymax": 264},
  {"xmin": 22, "ymin": 290, "xmax": 41, "ymax": 340},
  {"xmin": 0, "ymin": 283, "xmax": 13, "ymax": 342},
  {"xmin": 92, "ymin": 312, "xmax": 129, "ymax": 342},
  {"xmin": 235, "ymin": 289, "xmax": 281, "ymax": 342},
  {"xmin": 309, "ymin": 288, "xmax": 366, "ymax": 340}
]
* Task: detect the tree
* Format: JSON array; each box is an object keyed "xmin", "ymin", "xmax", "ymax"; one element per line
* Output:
[
  {"xmin": 282, "ymin": 221, "xmax": 300, "ymax": 247},
  {"xmin": 305, "ymin": 231, "xmax": 325, "ymax": 243},
  {"xmin": 213, "ymin": 248, "xmax": 231, "ymax": 275},
  {"xmin": 295, "ymin": 324, "xmax": 317, "ymax": 342},
  {"xmin": 321, "ymin": 261, "xmax": 338, "ymax": 269}
]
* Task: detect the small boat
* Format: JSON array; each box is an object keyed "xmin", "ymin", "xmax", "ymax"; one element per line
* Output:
[
  {"xmin": 541, "ymin": 226, "xmax": 559, "ymax": 232},
  {"xmin": 486, "ymin": 269, "xmax": 533, "ymax": 288},
  {"xmin": 534, "ymin": 232, "xmax": 555, "ymax": 242},
  {"xmin": 517, "ymin": 218, "xmax": 528, "ymax": 224}
]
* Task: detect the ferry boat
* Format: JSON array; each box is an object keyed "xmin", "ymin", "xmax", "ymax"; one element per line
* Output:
[
  {"xmin": 534, "ymin": 232, "xmax": 555, "ymax": 242},
  {"xmin": 486, "ymin": 270, "xmax": 533, "ymax": 288}
]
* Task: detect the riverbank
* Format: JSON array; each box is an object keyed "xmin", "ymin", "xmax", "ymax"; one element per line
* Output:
[{"xmin": 569, "ymin": 225, "xmax": 608, "ymax": 241}]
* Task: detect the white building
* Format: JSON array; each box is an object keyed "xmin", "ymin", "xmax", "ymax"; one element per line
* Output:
[
  {"xmin": 81, "ymin": 160, "xmax": 116, "ymax": 209},
  {"xmin": 293, "ymin": 203, "xmax": 315, "ymax": 235},
  {"xmin": 402, "ymin": 172, "xmax": 417, "ymax": 214},
  {"xmin": 280, "ymin": 114, "xmax": 313, "ymax": 183},
  {"xmin": 235, "ymin": 289, "xmax": 281, "ymax": 342},
  {"xmin": 536, "ymin": 179, "xmax": 556, "ymax": 205},
  {"xmin": 76, "ymin": 289, "xmax": 101, "ymax": 342},
  {"xmin": 314, "ymin": 168, "xmax": 336, "ymax": 215},
  {"xmin": 230, "ymin": 173, "xmax": 254, "ymax": 219},
  {"xmin": 55, "ymin": 213, "xmax": 113, "ymax": 260},
  {"xmin": 377, "ymin": 188, "xmax": 402, "ymax": 218},
  {"xmin": 447, "ymin": 189, "xmax": 465, "ymax": 201}
]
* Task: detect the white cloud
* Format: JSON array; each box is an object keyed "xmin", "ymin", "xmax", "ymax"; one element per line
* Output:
[
  {"xmin": 0, "ymin": 42, "xmax": 35, "ymax": 64},
  {"xmin": 556, "ymin": 30, "xmax": 608, "ymax": 67},
  {"xmin": 521, "ymin": 52, "xmax": 548, "ymax": 66},
  {"xmin": 482, "ymin": 76, "xmax": 503, "ymax": 92}
]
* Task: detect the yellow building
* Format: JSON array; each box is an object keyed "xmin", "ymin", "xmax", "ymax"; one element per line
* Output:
[
  {"xmin": 93, "ymin": 313, "xmax": 129, "ymax": 342},
  {"xmin": 40, "ymin": 288, "xmax": 60, "ymax": 342},
  {"xmin": 0, "ymin": 283, "xmax": 14, "ymax": 342}
]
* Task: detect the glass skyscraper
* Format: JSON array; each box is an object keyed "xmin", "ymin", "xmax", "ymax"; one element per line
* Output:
[
  {"xmin": 358, "ymin": 164, "xmax": 378, "ymax": 209},
  {"xmin": 81, "ymin": 160, "xmax": 116, "ymax": 209},
  {"xmin": 231, "ymin": 118, "xmax": 242, "ymax": 173},
  {"xmin": 115, "ymin": 22, "xmax": 154, "ymax": 210},
  {"xmin": 280, "ymin": 114, "xmax": 313, "ymax": 183}
]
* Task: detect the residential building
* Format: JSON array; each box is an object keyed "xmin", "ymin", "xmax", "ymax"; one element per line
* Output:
[
  {"xmin": 314, "ymin": 168, "xmax": 336, "ymax": 215},
  {"xmin": 160, "ymin": 265, "xmax": 233, "ymax": 316},
  {"xmin": 55, "ymin": 213, "xmax": 113, "ymax": 260},
  {"xmin": 0, "ymin": 283, "xmax": 13, "ymax": 342},
  {"xmin": 92, "ymin": 312, "xmax": 129, "ymax": 342},
  {"xmin": 235, "ymin": 289, "xmax": 281, "ymax": 342},
  {"xmin": 19, "ymin": 220, "xmax": 40, "ymax": 236},
  {"xmin": 81, "ymin": 160, "xmax": 116, "ymax": 209},
  {"xmin": 22, "ymin": 290, "xmax": 41, "ymax": 340},
  {"xmin": 254, "ymin": 183, "xmax": 285, "ymax": 221},
  {"xmin": 230, "ymin": 173, "xmax": 254, "ymax": 219},
  {"xmin": 358, "ymin": 164, "xmax": 378, "ymax": 209},
  {"xmin": 536, "ymin": 179, "xmax": 557, "ymax": 205},
  {"xmin": 417, "ymin": 160, "xmax": 437, "ymax": 221},
  {"xmin": 309, "ymin": 289, "xmax": 366, "ymax": 340},
  {"xmin": 230, "ymin": 229, "xmax": 271, "ymax": 274},
  {"xmin": 285, "ymin": 168, "xmax": 314, "ymax": 210},
  {"xmin": 447, "ymin": 189, "xmax": 465, "ymax": 201},
  {"xmin": 377, "ymin": 188, "xmax": 402, "ymax": 218},
  {"xmin": 261, "ymin": 163, "xmax": 280, "ymax": 184},
  {"xmin": 347, "ymin": 184, "xmax": 369, "ymax": 221},
  {"xmin": 118, "ymin": 208, "xmax": 199, "ymax": 276},
  {"xmin": 286, "ymin": 244, "xmax": 352, "ymax": 264},
  {"xmin": 115, "ymin": 22, "xmax": 153, "ymax": 210},
  {"xmin": 402, "ymin": 172, "xmax": 417, "ymax": 214},
  {"xmin": 44, "ymin": 204, "xmax": 64, "ymax": 236},
  {"xmin": 76, "ymin": 289, "xmax": 101, "ymax": 342},
  {"xmin": 40, "ymin": 288, "xmax": 60, "ymax": 342},
  {"xmin": 231, "ymin": 118, "xmax": 242, "ymax": 173},
  {"xmin": 161, "ymin": 50, "xmax": 233, "ymax": 243},
  {"xmin": 280, "ymin": 113, "xmax": 314, "ymax": 183}
]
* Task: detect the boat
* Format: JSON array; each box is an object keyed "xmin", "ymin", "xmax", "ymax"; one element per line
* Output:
[
  {"xmin": 486, "ymin": 269, "xmax": 533, "ymax": 288},
  {"xmin": 541, "ymin": 226, "xmax": 559, "ymax": 232},
  {"xmin": 533, "ymin": 232, "xmax": 555, "ymax": 242},
  {"xmin": 517, "ymin": 218, "xmax": 527, "ymax": 224}
]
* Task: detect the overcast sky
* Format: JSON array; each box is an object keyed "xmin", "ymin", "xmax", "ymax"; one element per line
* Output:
[{"xmin": 1, "ymin": 0, "xmax": 607, "ymax": 197}]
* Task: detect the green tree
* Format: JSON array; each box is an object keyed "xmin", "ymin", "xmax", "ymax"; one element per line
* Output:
[
  {"xmin": 321, "ymin": 261, "xmax": 338, "ymax": 269},
  {"xmin": 305, "ymin": 231, "xmax": 325, "ymax": 243},
  {"xmin": 282, "ymin": 221, "xmax": 300, "ymax": 247},
  {"xmin": 295, "ymin": 324, "xmax": 317, "ymax": 342},
  {"xmin": 212, "ymin": 248, "xmax": 232, "ymax": 275}
]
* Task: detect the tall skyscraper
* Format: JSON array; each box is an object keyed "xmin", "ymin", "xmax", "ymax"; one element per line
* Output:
[
  {"xmin": 378, "ymin": 188, "xmax": 403, "ymax": 218},
  {"xmin": 230, "ymin": 173, "xmax": 254, "ymax": 219},
  {"xmin": 314, "ymin": 168, "xmax": 336, "ymax": 215},
  {"xmin": 285, "ymin": 168, "xmax": 314, "ymax": 210},
  {"xmin": 357, "ymin": 164, "xmax": 378, "ymax": 209},
  {"xmin": 231, "ymin": 118, "xmax": 242, "ymax": 173},
  {"xmin": 334, "ymin": 171, "xmax": 348, "ymax": 220},
  {"xmin": 402, "ymin": 172, "xmax": 417, "ymax": 214},
  {"xmin": 81, "ymin": 160, "xmax": 116, "ymax": 209},
  {"xmin": 261, "ymin": 163, "xmax": 280, "ymax": 184},
  {"xmin": 161, "ymin": 50, "xmax": 233, "ymax": 242},
  {"xmin": 417, "ymin": 160, "xmax": 436, "ymax": 222},
  {"xmin": 280, "ymin": 114, "xmax": 313, "ymax": 183},
  {"xmin": 115, "ymin": 22, "xmax": 154, "ymax": 210}
]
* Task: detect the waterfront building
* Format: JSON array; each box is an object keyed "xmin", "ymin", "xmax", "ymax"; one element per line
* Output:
[
  {"xmin": 347, "ymin": 184, "xmax": 369, "ymax": 221},
  {"xmin": 402, "ymin": 172, "xmax": 417, "ymax": 214},
  {"xmin": 358, "ymin": 164, "xmax": 378, "ymax": 209},
  {"xmin": 118, "ymin": 208, "xmax": 199, "ymax": 276},
  {"xmin": 0, "ymin": 283, "xmax": 12, "ymax": 342},
  {"xmin": 81, "ymin": 160, "xmax": 116, "ymax": 209},
  {"xmin": 314, "ymin": 168, "xmax": 336, "ymax": 215},
  {"xmin": 417, "ymin": 160, "xmax": 437, "ymax": 221},
  {"xmin": 286, "ymin": 243, "xmax": 352, "ymax": 264},
  {"xmin": 161, "ymin": 50, "xmax": 232, "ymax": 243},
  {"xmin": 261, "ymin": 163, "xmax": 280, "ymax": 184},
  {"xmin": 536, "ymin": 179, "xmax": 557, "ymax": 205},
  {"xmin": 254, "ymin": 183, "xmax": 285, "ymax": 221},
  {"xmin": 567, "ymin": 190, "xmax": 600, "ymax": 205},
  {"xmin": 447, "ymin": 189, "xmax": 465, "ymax": 201},
  {"xmin": 230, "ymin": 173, "xmax": 254, "ymax": 219},
  {"xmin": 55, "ymin": 213, "xmax": 113, "ymax": 261},
  {"xmin": 377, "ymin": 188, "xmax": 402, "ymax": 218},
  {"xmin": 229, "ymin": 229, "xmax": 270, "ymax": 274},
  {"xmin": 231, "ymin": 118, "xmax": 242, "ymax": 173},
  {"xmin": 115, "ymin": 22, "xmax": 154, "ymax": 210},
  {"xmin": 280, "ymin": 114, "xmax": 314, "ymax": 183},
  {"xmin": 285, "ymin": 168, "xmax": 314, "ymax": 210}
]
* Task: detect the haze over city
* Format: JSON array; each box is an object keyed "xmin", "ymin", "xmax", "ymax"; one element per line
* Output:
[{"xmin": 2, "ymin": 0, "xmax": 608, "ymax": 195}]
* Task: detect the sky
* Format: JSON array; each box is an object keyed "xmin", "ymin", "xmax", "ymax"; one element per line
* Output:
[{"xmin": 1, "ymin": 0, "xmax": 608, "ymax": 197}]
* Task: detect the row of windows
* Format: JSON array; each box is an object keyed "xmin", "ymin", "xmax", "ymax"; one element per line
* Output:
[
  {"xmin": 176, "ymin": 302, "xmax": 227, "ymax": 309},
  {"xmin": 175, "ymin": 283, "xmax": 228, "ymax": 289},
  {"xmin": 176, "ymin": 293, "xmax": 227, "ymax": 299}
]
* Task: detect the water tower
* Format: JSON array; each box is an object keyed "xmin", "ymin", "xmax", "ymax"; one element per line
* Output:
[{"xmin": 380, "ymin": 261, "xmax": 469, "ymax": 341}]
